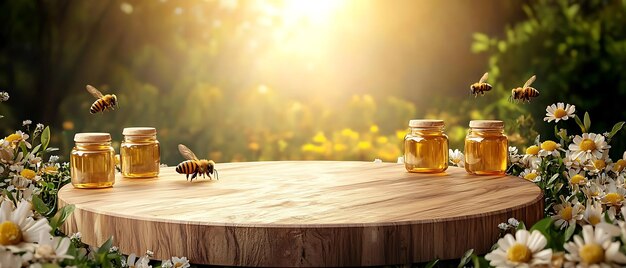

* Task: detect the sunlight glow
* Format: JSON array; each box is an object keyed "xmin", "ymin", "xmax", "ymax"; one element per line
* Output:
[{"xmin": 281, "ymin": 0, "xmax": 345, "ymax": 26}]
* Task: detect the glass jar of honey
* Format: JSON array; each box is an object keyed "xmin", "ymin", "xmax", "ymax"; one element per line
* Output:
[
  {"xmin": 120, "ymin": 127, "xmax": 160, "ymax": 178},
  {"xmin": 464, "ymin": 120, "xmax": 508, "ymax": 175},
  {"xmin": 404, "ymin": 119, "xmax": 449, "ymax": 173},
  {"xmin": 70, "ymin": 133, "xmax": 116, "ymax": 188}
]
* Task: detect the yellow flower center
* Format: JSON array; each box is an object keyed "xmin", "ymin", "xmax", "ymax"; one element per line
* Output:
[
  {"xmin": 524, "ymin": 173, "xmax": 538, "ymax": 181},
  {"xmin": 593, "ymin": 159, "xmax": 606, "ymax": 170},
  {"xmin": 579, "ymin": 139, "xmax": 596, "ymax": 152},
  {"xmin": 4, "ymin": 134, "xmax": 21, "ymax": 143},
  {"xmin": 579, "ymin": 243, "xmax": 604, "ymax": 264},
  {"xmin": 614, "ymin": 159, "xmax": 626, "ymax": 172},
  {"xmin": 42, "ymin": 166, "xmax": 59, "ymax": 175},
  {"xmin": 507, "ymin": 243, "xmax": 532, "ymax": 263},
  {"xmin": 20, "ymin": 169, "xmax": 36, "ymax": 180},
  {"xmin": 589, "ymin": 215, "xmax": 601, "ymax": 226},
  {"xmin": 541, "ymin": 140, "xmax": 558, "ymax": 151},
  {"xmin": 0, "ymin": 221, "xmax": 23, "ymax": 245},
  {"xmin": 175, "ymin": 263, "xmax": 184, "ymax": 268},
  {"xmin": 526, "ymin": 145, "xmax": 540, "ymax": 155},
  {"xmin": 559, "ymin": 206, "xmax": 573, "ymax": 221},
  {"xmin": 553, "ymin": 108, "xmax": 568, "ymax": 119},
  {"xmin": 604, "ymin": 193, "xmax": 624, "ymax": 206},
  {"xmin": 570, "ymin": 174, "xmax": 585, "ymax": 185}
]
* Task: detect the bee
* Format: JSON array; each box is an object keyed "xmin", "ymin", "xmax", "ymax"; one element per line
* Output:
[
  {"xmin": 470, "ymin": 72, "xmax": 492, "ymax": 97},
  {"xmin": 510, "ymin": 75, "xmax": 539, "ymax": 103},
  {"xmin": 176, "ymin": 144, "xmax": 218, "ymax": 181},
  {"xmin": 86, "ymin": 85, "xmax": 118, "ymax": 114}
]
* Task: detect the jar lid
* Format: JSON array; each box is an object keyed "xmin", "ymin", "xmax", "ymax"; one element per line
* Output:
[
  {"xmin": 469, "ymin": 120, "xmax": 504, "ymax": 128},
  {"xmin": 408, "ymin": 119, "xmax": 444, "ymax": 128},
  {"xmin": 122, "ymin": 127, "xmax": 157, "ymax": 136},
  {"xmin": 74, "ymin": 132, "xmax": 111, "ymax": 142}
]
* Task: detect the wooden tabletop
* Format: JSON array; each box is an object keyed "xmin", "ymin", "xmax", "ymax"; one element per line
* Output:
[{"xmin": 58, "ymin": 161, "xmax": 543, "ymax": 267}]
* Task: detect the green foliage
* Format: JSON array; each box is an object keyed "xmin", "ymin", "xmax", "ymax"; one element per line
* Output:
[{"xmin": 473, "ymin": 0, "xmax": 626, "ymax": 157}]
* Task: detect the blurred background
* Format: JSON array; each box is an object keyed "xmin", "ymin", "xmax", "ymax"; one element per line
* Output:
[{"xmin": 1, "ymin": 0, "xmax": 626, "ymax": 165}]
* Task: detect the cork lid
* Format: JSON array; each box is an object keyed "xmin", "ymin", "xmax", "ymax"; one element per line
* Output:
[
  {"xmin": 408, "ymin": 119, "xmax": 444, "ymax": 128},
  {"xmin": 469, "ymin": 120, "xmax": 504, "ymax": 128},
  {"xmin": 123, "ymin": 127, "xmax": 157, "ymax": 136},
  {"xmin": 74, "ymin": 132, "xmax": 111, "ymax": 142}
]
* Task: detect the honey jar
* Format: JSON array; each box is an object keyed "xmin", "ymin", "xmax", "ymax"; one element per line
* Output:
[
  {"xmin": 120, "ymin": 127, "xmax": 160, "ymax": 178},
  {"xmin": 404, "ymin": 119, "xmax": 449, "ymax": 173},
  {"xmin": 464, "ymin": 120, "xmax": 508, "ymax": 175},
  {"xmin": 70, "ymin": 133, "xmax": 116, "ymax": 188}
]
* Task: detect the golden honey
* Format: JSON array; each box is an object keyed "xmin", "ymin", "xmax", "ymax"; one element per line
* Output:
[
  {"xmin": 70, "ymin": 133, "xmax": 116, "ymax": 188},
  {"xmin": 404, "ymin": 120, "xmax": 448, "ymax": 173},
  {"xmin": 464, "ymin": 120, "xmax": 508, "ymax": 175},
  {"xmin": 120, "ymin": 127, "xmax": 160, "ymax": 178}
]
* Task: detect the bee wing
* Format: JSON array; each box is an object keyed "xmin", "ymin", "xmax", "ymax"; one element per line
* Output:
[
  {"xmin": 178, "ymin": 144, "xmax": 199, "ymax": 161},
  {"xmin": 86, "ymin": 85, "xmax": 104, "ymax": 99},
  {"xmin": 523, "ymin": 75, "xmax": 536, "ymax": 88},
  {"xmin": 479, "ymin": 72, "xmax": 488, "ymax": 84}
]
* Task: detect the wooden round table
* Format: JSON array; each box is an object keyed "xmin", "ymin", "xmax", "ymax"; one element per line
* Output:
[{"xmin": 58, "ymin": 161, "xmax": 543, "ymax": 267}]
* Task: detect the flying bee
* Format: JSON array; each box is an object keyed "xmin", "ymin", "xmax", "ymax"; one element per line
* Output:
[
  {"xmin": 470, "ymin": 72, "xmax": 492, "ymax": 97},
  {"xmin": 510, "ymin": 75, "xmax": 540, "ymax": 103},
  {"xmin": 86, "ymin": 85, "xmax": 118, "ymax": 114},
  {"xmin": 176, "ymin": 144, "xmax": 218, "ymax": 181}
]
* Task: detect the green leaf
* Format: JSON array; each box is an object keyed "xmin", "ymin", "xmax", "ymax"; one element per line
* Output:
[
  {"xmin": 458, "ymin": 249, "xmax": 474, "ymax": 268},
  {"xmin": 548, "ymin": 174, "xmax": 560, "ymax": 185},
  {"xmin": 31, "ymin": 195, "xmax": 50, "ymax": 215},
  {"xmin": 574, "ymin": 115, "xmax": 586, "ymax": 133},
  {"xmin": 41, "ymin": 264, "xmax": 61, "ymax": 268},
  {"xmin": 425, "ymin": 259, "xmax": 439, "ymax": 268},
  {"xmin": 609, "ymin": 121, "xmax": 625, "ymax": 138},
  {"xmin": 45, "ymin": 147, "xmax": 59, "ymax": 153},
  {"xmin": 50, "ymin": 204, "xmax": 75, "ymax": 231},
  {"xmin": 97, "ymin": 236, "xmax": 114, "ymax": 255},
  {"xmin": 584, "ymin": 112, "xmax": 591, "ymax": 131},
  {"xmin": 530, "ymin": 217, "xmax": 554, "ymax": 233},
  {"xmin": 471, "ymin": 42, "xmax": 489, "ymax": 53},
  {"xmin": 517, "ymin": 221, "xmax": 526, "ymax": 230},
  {"xmin": 41, "ymin": 126, "xmax": 50, "ymax": 151},
  {"xmin": 564, "ymin": 223, "xmax": 576, "ymax": 241},
  {"xmin": 604, "ymin": 212, "xmax": 614, "ymax": 224},
  {"xmin": 19, "ymin": 141, "xmax": 28, "ymax": 155},
  {"xmin": 3, "ymin": 189, "xmax": 16, "ymax": 204},
  {"xmin": 30, "ymin": 144, "xmax": 41, "ymax": 156}
]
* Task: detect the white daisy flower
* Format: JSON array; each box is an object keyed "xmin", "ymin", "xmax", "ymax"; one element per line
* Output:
[
  {"xmin": 520, "ymin": 169, "xmax": 541, "ymax": 183},
  {"xmin": 448, "ymin": 149, "xmax": 464, "ymax": 167},
  {"xmin": 0, "ymin": 92, "xmax": 9, "ymax": 102},
  {"xmin": 498, "ymin": 223, "xmax": 509, "ymax": 230},
  {"xmin": 551, "ymin": 196, "xmax": 585, "ymax": 230},
  {"xmin": 69, "ymin": 232, "xmax": 82, "ymax": 241},
  {"xmin": 582, "ymin": 200, "xmax": 603, "ymax": 226},
  {"xmin": 34, "ymin": 234, "xmax": 73, "ymax": 262},
  {"xmin": 544, "ymin": 102, "xmax": 576, "ymax": 122},
  {"xmin": 48, "ymin": 156, "xmax": 59, "ymax": 163},
  {"xmin": 127, "ymin": 253, "xmax": 152, "ymax": 268},
  {"xmin": 538, "ymin": 140, "xmax": 561, "ymax": 157},
  {"xmin": 507, "ymin": 218, "xmax": 520, "ymax": 227},
  {"xmin": 484, "ymin": 229, "xmax": 552, "ymax": 267},
  {"xmin": 600, "ymin": 182, "xmax": 626, "ymax": 207},
  {"xmin": 161, "ymin": 260, "xmax": 173, "ymax": 268},
  {"xmin": 171, "ymin": 257, "xmax": 190, "ymax": 268},
  {"xmin": 0, "ymin": 200, "xmax": 52, "ymax": 252},
  {"xmin": 4, "ymin": 131, "xmax": 31, "ymax": 149},
  {"xmin": 565, "ymin": 225, "xmax": 626, "ymax": 266},
  {"xmin": 509, "ymin": 146, "xmax": 521, "ymax": 164},
  {"xmin": 569, "ymin": 133, "xmax": 610, "ymax": 163},
  {"xmin": 21, "ymin": 120, "xmax": 31, "ymax": 127},
  {"xmin": 582, "ymin": 181, "xmax": 604, "ymax": 201},
  {"xmin": 145, "ymin": 249, "xmax": 154, "ymax": 257}
]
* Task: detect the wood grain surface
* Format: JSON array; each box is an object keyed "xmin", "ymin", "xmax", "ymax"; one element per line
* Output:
[{"xmin": 58, "ymin": 161, "xmax": 543, "ymax": 267}]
